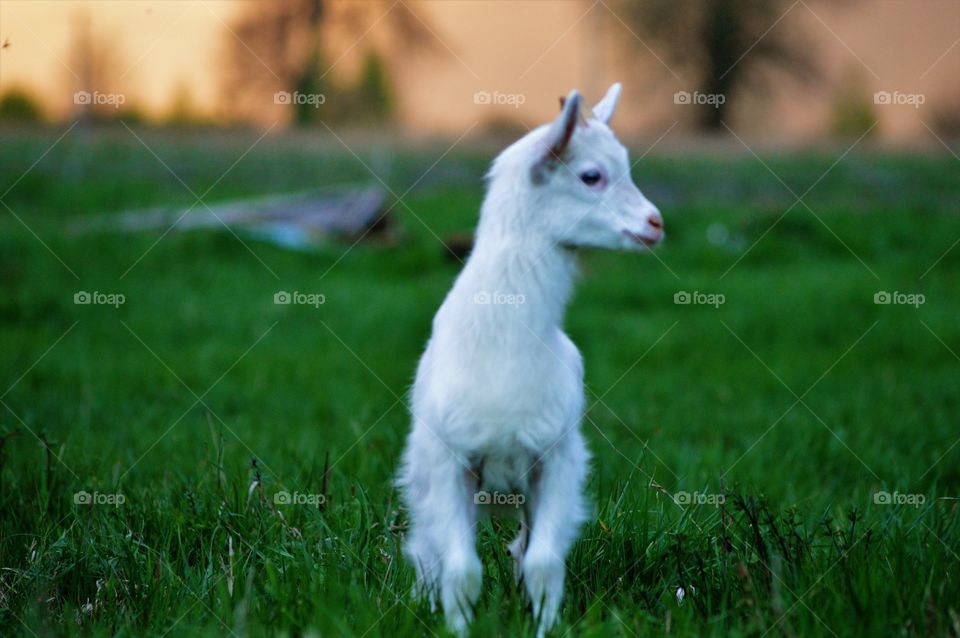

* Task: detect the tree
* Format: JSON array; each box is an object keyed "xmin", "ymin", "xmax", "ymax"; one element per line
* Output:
[
  {"xmin": 829, "ymin": 69, "xmax": 877, "ymax": 138},
  {"xmin": 618, "ymin": 0, "xmax": 820, "ymax": 131},
  {"xmin": 351, "ymin": 52, "xmax": 393, "ymax": 124},
  {"xmin": 166, "ymin": 81, "xmax": 205, "ymax": 127},
  {"xmin": 220, "ymin": 0, "xmax": 432, "ymax": 125},
  {"xmin": 68, "ymin": 12, "xmax": 127, "ymax": 123},
  {"xmin": 0, "ymin": 88, "xmax": 45, "ymax": 123}
]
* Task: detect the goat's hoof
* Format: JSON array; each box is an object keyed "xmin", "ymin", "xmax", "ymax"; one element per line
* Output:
[{"xmin": 441, "ymin": 555, "xmax": 482, "ymax": 634}]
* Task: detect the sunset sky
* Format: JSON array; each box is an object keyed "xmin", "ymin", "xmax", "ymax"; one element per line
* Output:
[{"xmin": 1, "ymin": 0, "xmax": 958, "ymax": 140}]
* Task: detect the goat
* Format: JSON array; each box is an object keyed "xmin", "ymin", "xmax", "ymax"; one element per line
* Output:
[{"xmin": 397, "ymin": 83, "xmax": 663, "ymax": 637}]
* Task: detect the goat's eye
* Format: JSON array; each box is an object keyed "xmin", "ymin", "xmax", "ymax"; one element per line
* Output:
[{"xmin": 579, "ymin": 169, "xmax": 603, "ymax": 186}]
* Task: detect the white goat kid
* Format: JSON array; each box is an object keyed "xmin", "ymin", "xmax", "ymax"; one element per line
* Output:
[{"xmin": 397, "ymin": 83, "xmax": 663, "ymax": 637}]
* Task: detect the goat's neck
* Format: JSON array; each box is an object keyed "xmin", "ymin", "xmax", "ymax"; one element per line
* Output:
[{"xmin": 455, "ymin": 218, "xmax": 577, "ymax": 338}]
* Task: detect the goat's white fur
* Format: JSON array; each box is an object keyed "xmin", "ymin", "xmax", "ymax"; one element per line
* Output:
[{"xmin": 397, "ymin": 83, "xmax": 662, "ymax": 637}]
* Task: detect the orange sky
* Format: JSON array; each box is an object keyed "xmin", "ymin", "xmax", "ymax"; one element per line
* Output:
[
  {"xmin": 1, "ymin": 1, "xmax": 958, "ymax": 140},
  {"xmin": 0, "ymin": 1, "xmax": 240, "ymax": 118}
]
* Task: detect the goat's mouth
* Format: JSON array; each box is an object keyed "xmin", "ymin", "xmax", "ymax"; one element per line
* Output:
[{"xmin": 623, "ymin": 229, "xmax": 662, "ymax": 247}]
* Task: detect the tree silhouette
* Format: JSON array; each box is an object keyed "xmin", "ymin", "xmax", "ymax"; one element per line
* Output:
[
  {"xmin": 618, "ymin": 0, "xmax": 821, "ymax": 131},
  {"xmin": 221, "ymin": 0, "xmax": 432, "ymax": 125},
  {"xmin": 0, "ymin": 88, "xmax": 45, "ymax": 123}
]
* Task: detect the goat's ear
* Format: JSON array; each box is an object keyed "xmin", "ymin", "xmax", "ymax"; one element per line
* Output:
[
  {"xmin": 592, "ymin": 82, "xmax": 622, "ymax": 125},
  {"xmin": 532, "ymin": 89, "xmax": 580, "ymax": 182}
]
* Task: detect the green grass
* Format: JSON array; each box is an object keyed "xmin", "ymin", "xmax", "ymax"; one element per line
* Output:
[{"xmin": 1, "ymin": 126, "xmax": 959, "ymax": 637}]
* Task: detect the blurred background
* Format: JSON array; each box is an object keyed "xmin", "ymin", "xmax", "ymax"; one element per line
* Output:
[
  {"xmin": 2, "ymin": 0, "xmax": 959, "ymax": 141},
  {"xmin": 2, "ymin": 3, "xmax": 960, "ymax": 636}
]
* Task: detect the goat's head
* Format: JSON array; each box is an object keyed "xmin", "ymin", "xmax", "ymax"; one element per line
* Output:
[{"xmin": 492, "ymin": 83, "xmax": 663, "ymax": 251}]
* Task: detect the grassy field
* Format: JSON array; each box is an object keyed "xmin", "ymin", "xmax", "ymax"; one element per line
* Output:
[{"xmin": 1, "ymin": 126, "xmax": 959, "ymax": 637}]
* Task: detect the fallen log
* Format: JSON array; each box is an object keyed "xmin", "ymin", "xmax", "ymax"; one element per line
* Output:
[{"xmin": 71, "ymin": 185, "xmax": 392, "ymax": 249}]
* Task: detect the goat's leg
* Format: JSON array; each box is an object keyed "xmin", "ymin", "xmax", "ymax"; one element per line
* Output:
[
  {"xmin": 399, "ymin": 433, "xmax": 443, "ymax": 608},
  {"xmin": 523, "ymin": 432, "xmax": 589, "ymax": 637},
  {"xmin": 400, "ymin": 432, "xmax": 482, "ymax": 636},
  {"xmin": 435, "ymin": 459, "xmax": 482, "ymax": 636},
  {"xmin": 507, "ymin": 515, "xmax": 529, "ymax": 585},
  {"xmin": 404, "ymin": 524, "xmax": 440, "ymax": 610}
]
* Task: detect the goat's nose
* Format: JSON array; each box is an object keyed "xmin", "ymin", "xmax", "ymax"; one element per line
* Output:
[{"xmin": 648, "ymin": 211, "xmax": 663, "ymax": 231}]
